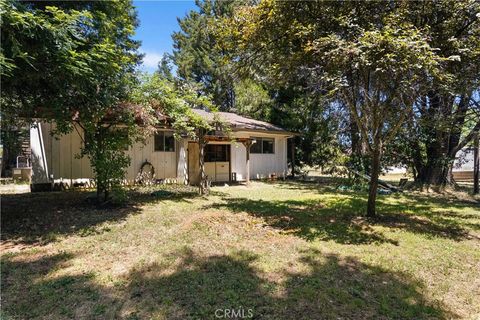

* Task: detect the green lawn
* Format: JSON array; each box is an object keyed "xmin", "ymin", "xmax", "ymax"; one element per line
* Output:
[{"xmin": 1, "ymin": 181, "xmax": 479, "ymax": 319}]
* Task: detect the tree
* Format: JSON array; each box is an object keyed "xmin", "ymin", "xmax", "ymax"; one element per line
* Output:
[
  {"xmin": 1, "ymin": 0, "xmax": 143, "ymax": 201},
  {"xmin": 132, "ymin": 73, "xmax": 226, "ymax": 195},
  {"xmin": 397, "ymin": 1, "xmax": 480, "ymax": 187},
  {"xmin": 328, "ymin": 23, "xmax": 440, "ymax": 216},
  {"xmin": 268, "ymin": 86, "xmax": 344, "ymax": 171},
  {"xmin": 173, "ymin": 1, "xmax": 345, "ymax": 175},
  {"xmin": 172, "ymin": 0, "xmax": 239, "ymax": 110},
  {"xmin": 221, "ymin": 0, "xmax": 441, "ymax": 216},
  {"xmin": 156, "ymin": 53, "xmax": 174, "ymax": 81}
]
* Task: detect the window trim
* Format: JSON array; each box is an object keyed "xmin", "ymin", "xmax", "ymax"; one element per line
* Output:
[
  {"xmin": 250, "ymin": 137, "xmax": 275, "ymax": 154},
  {"xmin": 205, "ymin": 144, "xmax": 230, "ymax": 162},
  {"xmin": 154, "ymin": 131, "xmax": 176, "ymax": 152}
]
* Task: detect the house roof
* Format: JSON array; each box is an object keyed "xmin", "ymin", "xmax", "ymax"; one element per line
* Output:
[{"xmin": 192, "ymin": 109, "xmax": 295, "ymax": 135}]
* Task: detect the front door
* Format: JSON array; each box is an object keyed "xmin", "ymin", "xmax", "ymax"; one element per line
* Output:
[{"xmin": 205, "ymin": 144, "xmax": 230, "ymax": 182}]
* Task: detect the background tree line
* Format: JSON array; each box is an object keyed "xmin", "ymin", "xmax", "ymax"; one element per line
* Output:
[
  {"xmin": 170, "ymin": 0, "xmax": 479, "ymax": 216},
  {"xmin": 1, "ymin": 0, "xmax": 479, "ymax": 215}
]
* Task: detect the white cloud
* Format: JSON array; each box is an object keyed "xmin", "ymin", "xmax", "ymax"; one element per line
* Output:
[{"xmin": 141, "ymin": 51, "xmax": 163, "ymax": 69}]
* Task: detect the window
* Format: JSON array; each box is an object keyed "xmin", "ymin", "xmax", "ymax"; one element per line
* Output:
[
  {"xmin": 262, "ymin": 138, "xmax": 274, "ymax": 154},
  {"xmin": 250, "ymin": 138, "xmax": 262, "ymax": 154},
  {"xmin": 205, "ymin": 144, "xmax": 230, "ymax": 162},
  {"xmin": 250, "ymin": 137, "xmax": 274, "ymax": 154},
  {"xmin": 154, "ymin": 133, "xmax": 164, "ymax": 151},
  {"xmin": 154, "ymin": 131, "xmax": 175, "ymax": 152},
  {"xmin": 164, "ymin": 133, "xmax": 175, "ymax": 152}
]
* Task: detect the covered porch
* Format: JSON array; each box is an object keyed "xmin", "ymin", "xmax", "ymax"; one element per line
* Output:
[{"xmin": 186, "ymin": 135, "xmax": 256, "ymax": 185}]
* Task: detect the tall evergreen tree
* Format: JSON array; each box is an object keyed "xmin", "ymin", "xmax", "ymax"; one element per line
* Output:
[{"xmin": 172, "ymin": 0, "xmax": 239, "ymax": 110}]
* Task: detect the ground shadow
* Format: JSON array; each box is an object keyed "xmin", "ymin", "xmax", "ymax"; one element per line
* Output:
[
  {"xmin": 122, "ymin": 248, "xmax": 454, "ymax": 319},
  {"xmin": 277, "ymin": 180, "xmax": 479, "ymax": 211},
  {"xmin": 279, "ymin": 180, "xmax": 479, "ymax": 238},
  {"xmin": 0, "ymin": 185, "xmax": 201, "ymax": 245},
  {"xmin": 208, "ymin": 197, "xmax": 396, "ymax": 245},
  {"xmin": 1, "ymin": 252, "xmax": 117, "ymax": 319},
  {"xmin": 0, "ymin": 248, "xmax": 459, "ymax": 319},
  {"xmin": 207, "ymin": 182, "xmax": 478, "ymax": 244}
]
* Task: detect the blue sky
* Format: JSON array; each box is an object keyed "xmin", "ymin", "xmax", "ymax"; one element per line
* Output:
[{"xmin": 133, "ymin": 1, "xmax": 198, "ymax": 73}]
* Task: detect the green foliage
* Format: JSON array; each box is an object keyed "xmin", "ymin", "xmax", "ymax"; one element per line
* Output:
[
  {"xmin": 233, "ymin": 79, "xmax": 272, "ymax": 119},
  {"xmin": 155, "ymin": 53, "xmax": 174, "ymax": 81},
  {"xmin": 271, "ymin": 87, "xmax": 345, "ymax": 170},
  {"xmin": 172, "ymin": 0, "xmax": 241, "ymax": 110},
  {"xmin": 221, "ymin": 1, "xmax": 447, "ymax": 215},
  {"xmin": 1, "ymin": 0, "xmax": 143, "ymax": 200},
  {"xmin": 131, "ymin": 72, "xmax": 214, "ymax": 139},
  {"xmin": 395, "ymin": 1, "xmax": 480, "ymax": 185}
]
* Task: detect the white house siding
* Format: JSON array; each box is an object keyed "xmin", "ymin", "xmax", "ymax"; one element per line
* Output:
[
  {"xmin": 32, "ymin": 122, "xmax": 178, "ymax": 183},
  {"xmin": 30, "ymin": 122, "xmax": 49, "ymax": 183},
  {"xmin": 230, "ymin": 132, "xmax": 289, "ymax": 181},
  {"xmin": 177, "ymin": 139, "xmax": 189, "ymax": 184},
  {"xmin": 231, "ymin": 142, "xmax": 247, "ymax": 180},
  {"xmin": 31, "ymin": 122, "xmax": 94, "ymax": 183},
  {"xmin": 124, "ymin": 134, "xmax": 177, "ymax": 181},
  {"xmin": 32, "ymin": 122, "xmax": 291, "ymax": 185},
  {"xmin": 452, "ymin": 147, "xmax": 475, "ymax": 181},
  {"xmin": 249, "ymin": 136, "xmax": 288, "ymax": 179},
  {"xmin": 453, "ymin": 148, "xmax": 474, "ymax": 172}
]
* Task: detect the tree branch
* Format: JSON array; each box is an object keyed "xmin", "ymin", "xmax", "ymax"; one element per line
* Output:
[{"xmin": 449, "ymin": 120, "xmax": 480, "ymax": 157}]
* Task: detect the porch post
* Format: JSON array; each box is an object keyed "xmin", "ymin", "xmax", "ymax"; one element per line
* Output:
[
  {"xmin": 242, "ymin": 140, "xmax": 252, "ymax": 184},
  {"xmin": 246, "ymin": 144, "xmax": 250, "ymax": 184},
  {"xmin": 198, "ymin": 129, "xmax": 208, "ymax": 195},
  {"xmin": 291, "ymin": 137, "xmax": 295, "ymax": 178}
]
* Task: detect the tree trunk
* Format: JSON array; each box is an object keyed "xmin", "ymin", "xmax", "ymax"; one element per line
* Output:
[
  {"xmin": 474, "ymin": 133, "xmax": 479, "ymax": 195},
  {"xmin": 246, "ymin": 142, "xmax": 251, "ymax": 184},
  {"xmin": 94, "ymin": 132, "xmax": 108, "ymax": 203},
  {"xmin": 367, "ymin": 147, "xmax": 381, "ymax": 218},
  {"xmin": 427, "ymin": 163, "xmax": 449, "ymax": 187},
  {"xmin": 350, "ymin": 111, "xmax": 361, "ymax": 157},
  {"xmin": 413, "ymin": 94, "xmax": 476, "ymax": 189}
]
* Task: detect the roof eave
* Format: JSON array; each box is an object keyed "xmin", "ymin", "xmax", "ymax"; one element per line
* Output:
[{"xmin": 231, "ymin": 128, "xmax": 299, "ymax": 137}]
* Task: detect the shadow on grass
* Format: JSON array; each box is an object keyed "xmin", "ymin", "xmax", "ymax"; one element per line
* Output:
[
  {"xmin": 206, "ymin": 182, "xmax": 478, "ymax": 244},
  {"xmin": 0, "ymin": 252, "xmax": 115, "ymax": 319},
  {"xmin": 278, "ymin": 180, "xmax": 479, "ymax": 210},
  {"xmin": 0, "ymin": 185, "xmax": 202, "ymax": 246},
  {"xmin": 209, "ymin": 197, "xmax": 396, "ymax": 244},
  {"xmin": 0, "ymin": 247, "xmax": 459, "ymax": 319}
]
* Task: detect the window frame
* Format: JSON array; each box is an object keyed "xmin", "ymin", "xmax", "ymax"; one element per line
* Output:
[
  {"xmin": 205, "ymin": 144, "xmax": 230, "ymax": 162},
  {"xmin": 154, "ymin": 131, "xmax": 175, "ymax": 152},
  {"xmin": 250, "ymin": 137, "xmax": 275, "ymax": 154}
]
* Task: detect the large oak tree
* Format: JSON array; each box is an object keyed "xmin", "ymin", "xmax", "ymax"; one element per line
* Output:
[{"xmin": 221, "ymin": 0, "xmax": 442, "ymax": 216}]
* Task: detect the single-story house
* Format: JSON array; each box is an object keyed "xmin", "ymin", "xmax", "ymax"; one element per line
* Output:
[{"xmin": 30, "ymin": 109, "xmax": 296, "ymax": 186}]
